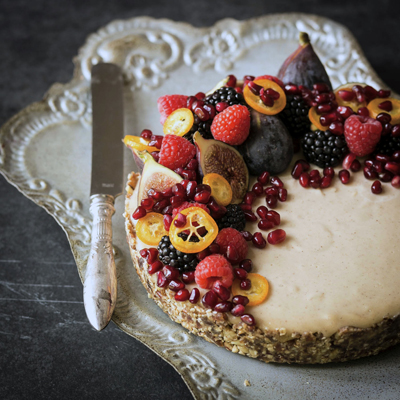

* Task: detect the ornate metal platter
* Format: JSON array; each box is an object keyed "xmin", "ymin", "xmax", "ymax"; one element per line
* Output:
[{"xmin": 1, "ymin": 14, "xmax": 399, "ymax": 400}]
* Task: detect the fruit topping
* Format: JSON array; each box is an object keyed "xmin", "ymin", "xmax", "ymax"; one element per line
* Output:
[
  {"xmin": 136, "ymin": 212, "xmax": 168, "ymax": 246},
  {"xmin": 210, "ymin": 104, "xmax": 250, "ymax": 145},
  {"xmin": 371, "ymin": 180, "xmax": 383, "ymax": 194},
  {"xmin": 157, "ymin": 235, "xmax": 199, "ymax": 272},
  {"xmin": 238, "ymin": 109, "xmax": 293, "ymax": 175},
  {"xmin": 169, "ymin": 207, "xmax": 218, "ymax": 253},
  {"xmin": 344, "ymin": 115, "xmax": 382, "ymax": 157},
  {"xmin": 158, "ymin": 134, "xmax": 196, "ymax": 171},
  {"xmin": 231, "ymin": 273, "xmax": 269, "ymax": 307},
  {"xmin": 252, "ymin": 232, "xmax": 266, "ymax": 249},
  {"xmin": 339, "ymin": 169, "xmax": 350, "ymax": 184},
  {"xmin": 216, "ymin": 204, "xmax": 246, "ymax": 232},
  {"xmin": 267, "ymin": 229, "xmax": 286, "ymax": 245},
  {"xmin": 202, "ymin": 173, "xmax": 233, "ymax": 207},
  {"xmin": 204, "ymin": 86, "xmax": 246, "ymax": 107},
  {"xmin": 194, "ymin": 132, "xmax": 249, "ymax": 203},
  {"xmin": 123, "ymin": 135, "xmax": 160, "ymax": 153},
  {"xmin": 367, "ymin": 97, "xmax": 400, "ymax": 125},
  {"xmin": 214, "ymin": 228, "xmax": 248, "ymax": 264},
  {"xmin": 189, "ymin": 288, "xmax": 200, "ymax": 304},
  {"xmin": 194, "ymin": 254, "xmax": 234, "ymax": 289},
  {"xmin": 334, "ymin": 83, "xmax": 367, "ymax": 112},
  {"xmin": 175, "ymin": 289, "xmax": 190, "ymax": 301},
  {"xmin": 163, "ymin": 108, "xmax": 194, "ymax": 137},
  {"xmin": 157, "ymin": 94, "xmax": 188, "ymax": 124},
  {"xmin": 302, "ymin": 130, "xmax": 349, "ymax": 168}
]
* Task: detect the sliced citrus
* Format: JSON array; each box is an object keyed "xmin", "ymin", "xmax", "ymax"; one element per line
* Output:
[
  {"xmin": 163, "ymin": 108, "xmax": 194, "ymax": 137},
  {"xmin": 202, "ymin": 173, "xmax": 232, "ymax": 207},
  {"xmin": 367, "ymin": 97, "xmax": 400, "ymax": 125},
  {"xmin": 123, "ymin": 135, "xmax": 159, "ymax": 153},
  {"xmin": 308, "ymin": 107, "xmax": 328, "ymax": 131},
  {"xmin": 136, "ymin": 212, "xmax": 167, "ymax": 246},
  {"xmin": 243, "ymin": 78, "xmax": 286, "ymax": 115},
  {"xmin": 169, "ymin": 207, "xmax": 218, "ymax": 253},
  {"xmin": 334, "ymin": 82, "xmax": 367, "ymax": 112},
  {"xmin": 231, "ymin": 273, "xmax": 269, "ymax": 306}
]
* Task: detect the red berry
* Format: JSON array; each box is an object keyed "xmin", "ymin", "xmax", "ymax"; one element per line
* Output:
[
  {"xmin": 211, "ymin": 105, "xmax": 251, "ymax": 145},
  {"xmin": 157, "ymin": 94, "xmax": 188, "ymax": 124},
  {"xmin": 194, "ymin": 254, "xmax": 234, "ymax": 289},
  {"xmin": 215, "ymin": 228, "xmax": 248, "ymax": 263},
  {"xmin": 158, "ymin": 135, "xmax": 196, "ymax": 171}
]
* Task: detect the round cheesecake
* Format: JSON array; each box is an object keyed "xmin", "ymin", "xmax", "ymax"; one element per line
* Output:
[{"xmin": 124, "ymin": 163, "xmax": 400, "ymax": 364}]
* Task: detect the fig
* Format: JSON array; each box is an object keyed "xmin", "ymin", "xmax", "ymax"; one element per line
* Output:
[
  {"xmin": 238, "ymin": 109, "xmax": 293, "ymax": 176},
  {"xmin": 136, "ymin": 150, "xmax": 182, "ymax": 202},
  {"xmin": 277, "ymin": 32, "xmax": 332, "ymax": 90},
  {"xmin": 193, "ymin": 132, "xmax": 249, "ymax": 204}
]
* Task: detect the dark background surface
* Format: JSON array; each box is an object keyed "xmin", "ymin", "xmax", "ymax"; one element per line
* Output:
[{"xmin": 1, "ymin": 1, "xmax": 399, "ymax": 399}]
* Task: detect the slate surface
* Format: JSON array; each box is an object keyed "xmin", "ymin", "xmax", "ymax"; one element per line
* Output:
[{"xmin": 1, "ymin": 1, "xmax": 399, "ymax": 399}]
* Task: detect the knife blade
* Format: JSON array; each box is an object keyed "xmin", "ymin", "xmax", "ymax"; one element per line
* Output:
[{"xmin": 84, "ymin": 63, "xmax": 124, "ymax": 331}]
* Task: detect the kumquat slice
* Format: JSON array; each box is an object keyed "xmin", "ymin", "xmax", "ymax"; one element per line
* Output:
[
  {"xmin": 202, "ymin": 173, "xmax": 233, "ymax": 207},
  {"xmin": 136, "ymin": 212, "xmax": 167, "ymax": 246},
  {"xmin": 231, "ymin": 273, "xmax": 269, "ymax": 306},
  {"xmin": 163, "ymin": 108, "xmax": 194, "ymax": 137}
]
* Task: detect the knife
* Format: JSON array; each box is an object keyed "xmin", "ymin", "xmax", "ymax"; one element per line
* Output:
[{"xmin": 84, "ymin": 63, "xmax": 124, "ymax": 331}]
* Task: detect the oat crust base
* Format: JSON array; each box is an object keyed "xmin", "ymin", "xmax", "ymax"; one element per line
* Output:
[{"xmin": 124, "ymin": 172, "xmax": 400, "ymax": 364}]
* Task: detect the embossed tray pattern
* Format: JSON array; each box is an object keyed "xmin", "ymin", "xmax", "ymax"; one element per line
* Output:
[{"xmin": 1, "ymin": 14, "xmax": 399, "ymax": 400}]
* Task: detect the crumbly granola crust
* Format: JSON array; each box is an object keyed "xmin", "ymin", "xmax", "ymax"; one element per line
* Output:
[{"xmin": 124, "ymin": 172, "xmax": 400, "ymax": 364}]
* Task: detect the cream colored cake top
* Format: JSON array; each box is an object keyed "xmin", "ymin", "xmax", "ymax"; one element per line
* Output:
[{"xmin": 128, "ymin": 162, "xmax": 400, "ymax": 337}]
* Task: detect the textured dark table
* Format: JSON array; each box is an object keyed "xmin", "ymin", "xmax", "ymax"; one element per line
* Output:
[{"xmin": 1, "ymin": 1, "xmax": 399, "ymax": 399}]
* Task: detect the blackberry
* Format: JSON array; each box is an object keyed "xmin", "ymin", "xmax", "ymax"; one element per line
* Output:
[
  {"xmin": 216, "ymin": 204, "xmax": 246, "ymax": 232},
  {"xmin": 374, "ymin": 134, "xmax": 400, "ymax": 156},
  {"xmin": 157, "ymin": 235, "xmax": 199, "ymax": 273},
  {"xmin": 302, "ymin": 130, "xmax": 349, "ymax": 168},
  {"xmin": 205, "ymin": 86, "xmax": 245, "ymax": 107},
  {"xmin": 280, "ymin": 94, "xmax": 310, "ymax": 138},
  {"xmin": 184, "ymin": 114, "xmax": 213, "ymax": 144}
]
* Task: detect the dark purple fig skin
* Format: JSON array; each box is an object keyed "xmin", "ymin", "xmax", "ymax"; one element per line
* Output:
[
  {"xmin": 238, "ymin": 109, "xmax": 293, "ymax": 176},
  {"xmin": 277, "ymin": 32, "xmax": 332, "ymax": 90}
]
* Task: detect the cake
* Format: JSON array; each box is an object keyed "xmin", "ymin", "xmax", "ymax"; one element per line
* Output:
[{"xmin": 123, "ymin": 33, "xmax": 400, "ymax": 364}]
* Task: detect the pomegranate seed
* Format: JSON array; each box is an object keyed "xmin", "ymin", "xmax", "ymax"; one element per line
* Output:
[
  {"xmin": 239, "ymin": 259, "xmax": 252, "ymax": 273},
  {"xmin": 357, "ymin": 107, "xmax": 370, "ymax": 117},
  {"xmin": 161, "ymin": 187, "xmax": 174, "ymax": 197},
  {"xmin": 174, "ymin": 213, "xmax": 187, "ymax": 228},
  {"xmin": 196, "ymin": 184, "xmax": 212, "ymax": 193},
  {"xmin": 393, "ymin": 151, "xmax": 400, "ymax": 162},
  {"xmin": 132, "ymin": 206, "xmax": 146, "ymax": 220},
  {"xmin": 170, "ymin": 196, "xmax": 184, "ymax": 208},
  {"xmin": 258, "ymin": 219, "xmax": 275, "ymax": 230},
  {"xmin": 339, "ymin": 169, "xmax": 350, "ymax": 184},
  {"xmin": 376, "ymin": 112, "xmax": 392, "ymax": 125},
  {"xmin": 203, "ymin": 104, "xmax": 216, "ymax": 119},
  {"xmin": 320, "ymin": 112, "xmax": 337, "ymax": 126},
  {"xmin": 163, "ymin": 205, "xmax": 174, "ymax": 215},
  {"xmin": 153, "ymin": 199, "xmax": 170, "ymax": 213},
  {"xmin": 240, "ymin": 231, "xmax": 253, "ymax": 241},
  {"xmin": 209, "ymin": 243, "xmax": 220, "ymax": 254},
  {"xmin": 207, "ymin": 197, "xmax": 221, "ymax": 213},
  {"xmin": 226, "ymin": 245, "xmax": 240, "ymax": 264},
  {"xmin": 148, "ymin": 260, "xmax": 163, "ymax": 275},
  {"xmin": 163, "ymin": 214, "xmax": 173, "ymax": 231},
  {"xmin": 258, "ymin": 171, "xmax": 270, "ymax": 185},
  {"xmin": 226, "ymin": 74, "xmax": 237, "ymax": 87},
  {"xmin": 216, "ymin": 102, "xmax": 229, "ymax": 112},
  {"xmin": 146, "ymin": 248, "xmax": 158, "ymax": 264},
  {"xmin": 202, "ymin": 290, "xmax": 218, "ymax": 308},
  {"xmin": 270, "ymin": 176, "xmax": 284, "ymax": 188},
  {"xmin": 252, "ymin": 182, "xmax": 264, "ymax": 196},
  {"xmin": 364, "ymin": 85, "xmax": 378, "ymax": 102},
  {"xmin": 392, "ymin": 125, "xmax": 400, "ymax": 137},
  {"xmin": 329, "ymin": 121, "xmax": 344, "ymax": 135},
  {"xmin": 267, "ymin": 229, "xmax": 286, "ymax": 245},
  {"xmin": 244, "ymin": 75, "xmax": 255, "ymax": 83},
  {"xmin": 141, "ymin": 198, "xmax": 154, "ymax": 210},
  {"xmin": 162, "ymin": 265, "xmax": 179, "ymax": 280},
  {"xmin": 291, "ymin": 163, "xmax": 303, "ymax": 179},
  {"xmin": 194, "ymin": 190, "xmax": 211, "ymax": 204},
  {"xmin": 378, "ymin": 101, "xmax": 393, "ymax": 112},
  {"xmin": 195, "ymin": 92, "xmax": 205, "ymax": 100},
  {"xmin": 256, "ymin": 205, "xmax": 269, "ymax": 219},
  {"xmin": 309, "ymin": 169, "xmax": 320, "ymax": 179},
  {"xmin": 364, "ymin": 159, "xmax": 374, "ymax": 168},
  {"xmin": 371, "ymin": 180, "xmax": 382, "ymax": 194},
  {"xmin": 299, "ymin": 172, "xmax": 310, "ymax": 188},
  {"xmin": 181, "ymin": 170, "xmax": 196, "ymax": 181},
  {"xmin": 214, "ymin": 301, "xmax": 233, "ymax": 313},
  {"xmin": 235, "ymin": 87, "xmax": 243, "ymax": 94},
  {"xmin": 232, "ymin": 295, "xmax": 249, "ymax": 306},
  {"xmin": 317, "ymin": 104, "xmax": 333, "ymax": 114},
  {"xmin": 157, "ymin": 271, "xmax": 169, "ymax": 288},
  {"xmin": 197, "ymin": 248, "xmax": 210, "ymax": 261},
  {"xmin": 240, "ymin": 204, "xmax": 252, "ymax": 212},
  {"xmin": 139, "ymin": 249, "xmax": 149, "ymax": 259},
  {"xmin": 187, "ymin": 96, "xmax": 197, "ymax": 109},
  {"xmin": 247, "ymin": 81, "xmax": 262, "ymax": 95},
  {"xmin": 337, "ymin": 105, "xmax": 353, "ymax": 119},
  {"xmin": 385, "ymin": 162, "xmax": 400, "ymax": 175},
  {"xmin": 320, "ymin": 175, "xmax": 332, "ymax": 189},
  {"xmin": 266, "ymin": 210, "xmax": 280, "ymax": 226},
  {"xmin": 240, "ymin": 279, "xmax": 251, "ymax": 290},
  {"xmin": 185, "ymin": 159, "xmax": 198, "ymax": 171},
  {"xmin": 315, "ymin": 93, "xmax": 331, "ymax": 104},
  {"xmin": 298, "ymin": 159, "xmax": 310, "ymax": 171},
  {"xmin": 189, "ymin": 288, "xmax": 200, "ymax": 304},
  {"xmin": 241, "ymin": 314, "xmax": 256, "ymax": 326},
  {"xmin": 252, "ymin": 232, "xmax": 266, "ymax": 249},
  {"xmin": 231, "ymin": 304, "xmax": 246, "ymax": 316},
  {"xmin": 260, "ymin": 91, "xmax": 274, "ymax": 107},
  {"xmin": 373, "ymin": 161, "xmax": 385, "ymax": 174},
  {"xmin": 313, "ymin": 83, "xmax": 330, "ymax": 93},
  {"xmin": 350, "ymin": 159, "xmax": 361, "ymax": 172},
  {"xmin": 391, "ymin": 175, "xmax": 400, "ymax": 188},
  {"xmin": 376, "ymin": 154, "xmax": 391, "ymax": 163},
  {"xmin": 266, "ymin": 195, "xmax": 278, "ymax": 209},
  {"xmin": 244, "ymin": 210, "xmax": 258, "ymax": 222},
  {"xmin": 195, "ymin": 106, "xmax": 210, "ymax": 121},
  {"xmin": 378, "ymin": 89, "xmax": 391, "ymax": 98},
  {"xmin": 364, "ymin": 167, "xmax": 378, "ymax": 180},
  {"xmin": 175, "ymin": 289, "xmax": 190, "ymax": 301},
  {"xmin": 265, "ymin": 186, "xmax": 279, "ymax": 196},
  {"xmin": 284, "ymin": 84, "xmax": 300, "ymax": 94},
  {"xmin": 169, "ymin": 279, "xmax": 185, "ymax": 292},
  {"xmin": 149, "ymin": 135, "xmax": 164, "ymax": 149},
  {"xmin": 342, "ymin": 153, "xmax": 357, "ymax": 170},
  {"xmin": 182, "ymin": 271, "xmax": 195, "ymax": 284},
  {"xmin": 352, "ymin": 85, "xmax": 366, "ymax": 103},
  {"xmin": 266, "ymin": 88, "xmax": 280, "ymax": 100},
  {"xmin": 212, "ymin": 281, "xmax": 231, "ymax": 301},
  {"xmin": 310, "ymin": 176, "xmax": 321, "ymax": 189},
  {"xmin": 140, "ymin": 129, "xmax": 152, "ymax": 139},
  {"xmin": 185, "ymin": 181, "xmax": 197, "ymax": 199},
  {"xmin": 323, "ymin": 167, "xmax": 335, "ymax": 178},
  {"xmin": 382, "ymin": 123, "xmax": 392, "ymax": 136},
  {"xmin": 379, "ymin": 171, "xmax": 393, "ymax": 182},
  {"xmin": 234, "ymin": 267, "xmax": 248, "ymax": 280},
  {"xmin": 172, "ymin": 183, "xmax": 186, "ymax": 198}
]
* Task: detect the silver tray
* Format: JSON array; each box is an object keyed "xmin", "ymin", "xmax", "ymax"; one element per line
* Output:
[{"xmin": 1, "ymin": 13, "xmax": 399, "ymax": 400}]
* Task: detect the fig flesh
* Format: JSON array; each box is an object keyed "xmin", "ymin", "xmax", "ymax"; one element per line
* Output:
[
  {"xmin": 193, "ymin": 132, "xmax": 249, "ymax": 204},
  {"xmin": 137, "ymin": 151, "xmax": 182, "ymax": 202},
  {"xmin": 277, "ymin": 32, "xmax": 332, "ymax": 90},
  {"xmin": 238, "ymin": 110, "xmax": 293, "ymax": 176}
]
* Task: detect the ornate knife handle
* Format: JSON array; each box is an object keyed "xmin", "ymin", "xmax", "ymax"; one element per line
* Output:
[{"xmin": 83, "ymin": 194, "xmax": 117, "ymax": 330}]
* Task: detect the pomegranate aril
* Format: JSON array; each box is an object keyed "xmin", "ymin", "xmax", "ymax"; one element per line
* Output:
[
  {"xmin": 208, "ymin": 243, "xmax": 220, "ymax": 254},
  {"xmin": 310, "ymin": 177, "xmax": 321, "ymax": 189},
  {"xmin": 315, "ymin": 93, "xmax": 331, "ymax": 104},
  {"xmin": 260, "ymin": 91, "xmax": 274, "ymax": 107},
  {"xmin": 244, "ymin": 210, "xmax": 257, "ymax": 222},
  {"xmin": 320, "ymin": 175, "xmax": 332, "ymax": 189},
  {"xmin": 252, "ymin": 232, "xmax": 266, "ymax": 249},
  {"xmin": 163, "ymin": 214, "xmax": 173, "ymax": 231},
  {"xmin": 174, "ymin": 212, "xmax": 187, "ymax": 228},
  {"xmin": 247, "ymin": 81, "xmax": 262, "ymax": 95},
  {"xmin": 181, "ymin": 170, "xmax": 196, "ymax": 181},
  {"xmin": 234, "ymin": 267, "xmax": 248, "ymax": 280},
  {"xmin": 202, "ymin": 290, "xmax": 218, "ymax": 309},
  {"xmin": 376, "ymin": 112, "xmax": 392, "ymax": 124},
  {"xmin": 212, "ymin": 281, "xmax": 231, "ymax": 301},
  {"xmin": 146, "ymin": 248, "xmax": 159, "ymax": 264},
  {"xmin": 284, "ymin": 84, "xmax": 300, "ymax": 94},
  {"xmin": 265, "ymin": 186, "xmax": 279, "ymax": 196},
  {"xmin": 216, "ymin": 102, "xmax": 229, "ymax": 112},
  {"xmin": 385, "ymin": 162, "xmax": 400, "ymax": 175},
  {"xmin": 162, "ymin": 265, "xmax": 179, "ymax": 280},
  {"xmin": 148, "ymin": 260, "xmax": 163, "ymax": 275},
  {"xmin": 375, "ymin": 154, "xmax": 391, "ymax": 163},
  {"xmin": 149, "ymin": 135, "xmax": 163, "ymax": 149},
  {"xmin": 241, "ymin": 314, "xmax": 256, "ymax": 326},
  {"xmin": 214, "ymin": 301, "xmax": 233, "ymax": 313},
  {"xmin": 337, "ymin": 106, "xmax": 353, "ymax": 119},
  {"xmin": 309, "ymin": 169, "xmax": 320, "ymax": 179},
  {"xmin": 350, "ymin": 159, "xmax": 361, "ymax": 172},
  {"xmin": 382, "ymin": 123, "xmax": 392, "ymax": 136},
  {"xmin": 320, "ymin": 112, "xmax": 337, "ymax": 126},
  {"xmin": 195, "ymin": 184, "xmax": 212, "ymax": 193},
  {"xmin": 317, "ymin": 104, "xmax": 332, "ymax": 114},
  {"xmin": 186, "ymin": 181, "xmax": 197, "ymax": 199},
  {"xmin": 194, "ymin": 190, "xmax": 211, "ymax": 204},
  {"xmin": 329, "ymin": 121, "xmax": 344, "ymax": 135},
  {"xmin": 240, "ymin": 279, "xmax": 252, "ymax": 290},
  {"xmin": 323, "ymin": 167, "xmax": 335, "ymax": 178},
  {"xmin": 194, "ymin": 106, "xmax": 210, "ymax": 121},
  {"xmin": 203, "ymin": 104, "xmax": 216, "ymax": 119},
  {"xmin": 339, "ymin": 169, "xmax": 350, "ymax": 184},
  {"xmin": 258, "ymin": 219, "xmax": 275, "ymax": 230},
  {"xmin": 161, "ymin": 187, "xmax": 174, "ymax": 198},
  {"xmin": 298, "ymin": 159, "xmax": 310, "ymax": 171},
  {"xmin": 240, "ymin": 204, "xmax": 252, "ymax": 212},
  {"xmin": 157, "ymin": 271, "xmax": 169, "ymax": 288},
  {"xmin": 172, "ymin": 183, "xmax": 186, "ymax": 198},
  {"xmin": 240, "ymin": 231, "xmax": 253, "ymax": 241},
  {"xmin": 391, "ymin": 175, "xmax": 400, "ymax": 188},
  {"xmin": 342, "ymin": 153, "xmax": 354, "ymax": 171},
  {"xmin": 365, "ymin": 159, "xmax": 374, "ymax": 168},
  {"xmin": 357, "ymin": 107, "xmax": 370, "ymax": 117},
  {"xmin": 162, "ymin": 205, "xmax": 174, "ymax": 215},
  {"xmin": 352, "ymin": 85, "xmax": 366, "ymax": 103},
  {"xmin": 232, "ymin": 295, "xmax": 249, "ymax": 306},
  {"xmin": 182, "ymin": 271, "xmax": 196, "ymax": 284},
  {"xmin": 139, "ymin": 249, "xmax": 149, "ymax": 259},
  {"xmin": 252, "ymin": 182, "xmax": 264, "ymax": 196},
  {"xmin": 140, "ymin": 129, "xmax": 152, "ymax": 139},
  {"xmin": 291, "ymin": 163, "xmax": 303, "ymax": 179},
  {"xmin": 226, "ymin": 245, "xmax": 240, "ymax": 264},
  {"xmin": 195, "ymin": 91, "xmax": 205, "ymax": 100},
  {"xmin": 258, "ymin": 171, "xmax": 270, "ymax": 185},
  {"xmin": 256, "ymin": 205, "xmax": 269, "ymax": 219},
  {"xmin": 378, "ymin": 89, "xmax": 391, "ymax": 98},
  {"xmin": 267, "ymin": 229, "xmax": 286, "ymax": 245},
  {"xmin": 231, "ymin": 304, "xmax": 246, "ymax": 317},
  {"xmin": 364, "ymin": 167, "xmax": 378, "ymax": 180},
  {"xmin": 371, "ymin": 180, "xmax": 382, "ymax": 194},
  {"xmin": 379, "ymin": 171, "xmax": 393, "ymax": 182},
  {"xmin": 265, "ymin": 88, "xmax": 280, "ymax": 100},
  {"xmin": 226, "ymin": 74, "xmax": 237, "ymax": 87},
  {"xmin": 378, "ymin": 100, "xmax": 393, "ymax": 112},
  {"xmin": 239, "ymin": 259, "xmax": 252, "ymax": 273},
  {"xmin": 313, "ymin": 83, "xmax": 330, "ymax": 93},
  {"xmin": 364, "ymin": 85, "xmax": 378, "ymax": 102},
  {"xmin": 187, "ymin": 96, "xmax": 197, "ymax": 109},
  {"xmin": 266, "ymin": 210, "xmax": 280, "ymax": 226},
  {"xmin": 141, "ymin": 198, "xmax": 154, "ymax": 210},
  {"xmin": 266, "ymin": 195, "xmax": 278, "ymax": 209},
  {"xmin": 207, "ymin": 197, "xmax": 221, "ymax": 212},
  {"xmin": 392, "ymin": 125, "xmax": 400, "ymax": 137},
  {"xmin": 197, "ymin": 248, "xmax": 210, "ymax": 261},
  {"xmin": 299, "ymin": 172, "xmax": 310, "ymax": 188},
  {"xmin": 235, "ymin": 87, "xmax": 243, "ymax": 94},
  {"xmin": 270, "ymin": 176, "xmax": 284, "ymax": 188},
  {"xmin": 175, "ymin": 289, "xmax": 190, "ymax": 301},
  {"xmin": 169, "ymin": 279, "xmax": 185, "ymax": 292},
  {"xmin": 132, "ymin": 206, "xmax": 146, "ymax": 220},
  {"xmin": 372, "ymin": 161, "xmax": 384, "ymax": 174},
  {"xmin": 153, "ymin": 199, "xmax": 170, "ymax": 213},
  {"xmin": 189, "ymin": 288, "xmax": 200, "ymax": 304},
  {"xmin": 393, "ymin": 151, "xmax": 400, "ymax": 162},
  {"xmin": 170, "ymin": 196, "xmax": 184, "ymax": 208}
]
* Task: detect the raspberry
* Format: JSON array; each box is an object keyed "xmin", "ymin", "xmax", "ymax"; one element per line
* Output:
[
  {"xmin": 210, "ymin": 105, "xmax": 250, "ymax": 145},
  {"xmin": 194, "ymin": 254, "xmax": 234, "ymax": 289},
  {"xmin": 344, "ymin": 115, "xmax": 382, "ymax": 157},
  {"xmin": 255, "ymin": 75, "xmax": 285, "ymax": 89},
  {"xmin": 157, "ymin": 94, "xmax": 188, "ymax": 125},
  {"xmin": 158, "ymin": 135, "xmax": 196, "ymax": 171},
  {"xmin": 172, "ymin": 202, "xmax": 210, "ymax": 218},
  {"xmin": 214, "ymin": 228, "xmax": 248, "ymax": 263}
]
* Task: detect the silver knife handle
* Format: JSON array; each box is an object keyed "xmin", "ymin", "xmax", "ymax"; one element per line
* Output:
[{"xmin": 84, "ymin": 194, "xmax": 117, "ymax": 331}]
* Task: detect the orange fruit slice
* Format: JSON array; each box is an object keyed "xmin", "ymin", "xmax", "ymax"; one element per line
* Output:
[
  {"xmin": 308, "ymin": 107, "xmax": 328, "ymax": 131},
  {"xmin": 367, "ymin": 97, "xmax": 400, "ymax": 125},
  {"xmin": 202, "ymin": 173, "xmax": 233, "ymax": 207},
  {"xmin": 163, "ymin": 108, "xmax": 194, "ymax": 137},
  {"xmin": 334, "ymin": 83, "xmax": 367, "ymax": 112},
  {"xmin": 123, "ymin": 135, "xmax": 159, "ymax": 153},
  {"xmin": 243, "ymin": 78, "xmax": 286, "ymax": 115},
  {"xmin": 231, "ymin": 273, "xmax": 269, "ymax": 306},
  {"xmin": 169, "ymin": 207, "xmax": 218, "ymax": 253},
  {"xmin": 136, "ymin": 212, "xmax": 167, "ymax": 246}
]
